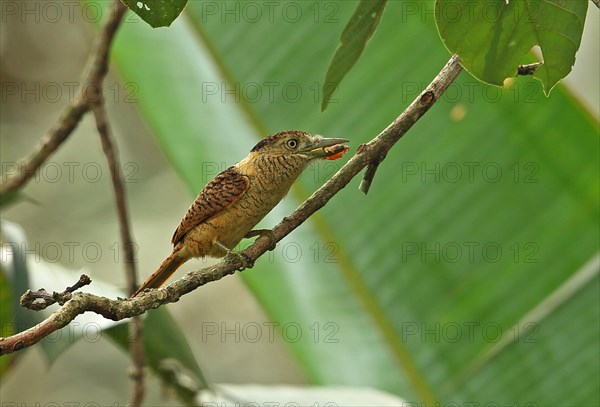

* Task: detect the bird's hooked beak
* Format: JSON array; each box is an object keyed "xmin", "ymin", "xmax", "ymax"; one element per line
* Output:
[{"xmin": 302, "ymin": 136, "xmax": 350, "ymax": 158}]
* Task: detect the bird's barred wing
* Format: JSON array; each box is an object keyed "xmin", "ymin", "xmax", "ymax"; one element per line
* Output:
[{"xmin": 171, "ymin": 167, "xmax": 250, "ymax": 245}]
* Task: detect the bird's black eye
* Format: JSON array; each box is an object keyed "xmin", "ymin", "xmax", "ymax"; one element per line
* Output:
[{"xmin": 286, "ymin": 139, "xmax": 299, "ymax": 149}]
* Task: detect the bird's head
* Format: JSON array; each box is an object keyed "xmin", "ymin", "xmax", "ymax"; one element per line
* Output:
[{"xmin": 250, "ymin": 130, "xmax": 349, "ymax": 161}]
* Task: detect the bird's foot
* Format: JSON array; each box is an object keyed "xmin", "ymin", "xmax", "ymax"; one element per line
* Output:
[
  {"xmin": 216, "ymin": 240, "xmax": 254, "ymax": 270},
  {"xmin": 225, "ymin": 251, "xmax": 254, "ymax": 270},
  {"xmin": 245, "ymin": 229, "xmax": 277, "ymax": 251}
]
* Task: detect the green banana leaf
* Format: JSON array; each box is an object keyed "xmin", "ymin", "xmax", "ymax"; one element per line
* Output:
[{"xmin": 104, "ymin": 1, "xmax": 599, "ymax": 405}]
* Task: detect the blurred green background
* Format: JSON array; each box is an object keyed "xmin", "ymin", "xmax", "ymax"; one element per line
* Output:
[{"xmin": 1, "ymin": 1, "xmax": 598, "ymax": 405}]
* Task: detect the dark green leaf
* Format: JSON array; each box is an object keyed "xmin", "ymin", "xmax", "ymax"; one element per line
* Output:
[
  {"xmin": 0, "ymin": 191, "xmax": 40, "ymax": 209},
  {"xmin": 0, "ymin": 221, "xmax": 38, "ymax": 376},
  {"xmin": 143, "ymin": 308, "xmax": 207, "ymax": 390},
  {"xmin": 0, "ymin": 191, "xmax": 20, "ymax": 209},
  {"xmin": 0, "ymin": 270, "xmax": 15, "ymax": 376},
  {"xmin": 105, "ymin": 307, "xmax": 207, "ymax": 404},
  {"xmin": 121, "ymin": 0, "xmax": 187, "ymax": 28},
  {"xmin": 321, "ymin": 0, "xmax": 387, "ymax": 111},
  {"xmin": 435, "ymin": 0, "xmax": 588, "ymax": 94},
  {"xmin": 0, "ymin": 221, "xmax": 36, "ymax": 331}
]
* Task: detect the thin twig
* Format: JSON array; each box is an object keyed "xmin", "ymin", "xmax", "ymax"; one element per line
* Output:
[
  {"xmin": 0, "ymin": 0, "xmax": 127, "ymax": 197},
  {"xmin": 65, "ymin": 274, "xmax": 93, "ymax": 293},
  {"xmin": 91, "ymin": 83, "xmax": 145, "ymax": 405},
  {"xmin": 19, "ymin": 274, "xmax": 92, "ymax": 310},
  {"xmin": 358, "ymin": 149, "xmax": 386, "ymax": 195},
  {"xmin": 90, "ymin": 103, "xmax": 138, "ymax": 293},
  {"xmin": 359, "ymin": 57, "xmax": 461, "ymax": 194},
  {"xmin": 0, "ymin": 55, "xmax": 464, "ymax": 356}
]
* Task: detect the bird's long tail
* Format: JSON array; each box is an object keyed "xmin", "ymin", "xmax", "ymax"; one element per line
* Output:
[{"xmin": 132, "ymin": 251, "xmax": 187, "ymax": 297}]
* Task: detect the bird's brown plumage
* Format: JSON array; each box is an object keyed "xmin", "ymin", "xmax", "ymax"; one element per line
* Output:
[
  {"xmin": 132, "ymin": 130, "xmax": 349, "ymax": 297},
  {"xmin": 171, "ymin": 167, "xmax": 250, "ymax": 246}
]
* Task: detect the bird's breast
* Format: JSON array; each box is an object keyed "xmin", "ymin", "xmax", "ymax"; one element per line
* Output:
[{"xmin": 212, "ymin": 154, "xmax": 307, "ymax": 249}]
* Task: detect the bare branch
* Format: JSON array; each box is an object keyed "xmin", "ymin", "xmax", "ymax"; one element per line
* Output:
[
  {"xmin": 90, "ymin": 59, "xmax": 145, "ymax": 407},
  {"xmin": 358, "ymin": 150, "xmax": 385, "ymax": 195},
  {"xmin": 359, "ymin": 55, "xmax": 462, "ymax": 194},
  {"xmin": 64, "ymin": 274, "xmax": 93, "ymax": 293},
  {"xmin": 91, "ymin": 100, "xmax": 145, "ymax": 405},
  {"xmin": 20, "ymin": 274, "xmax": 92, "ymax": 310},
  {"xmin": 0, "ymin": 0, "xmax": 127, "ymax": 197},
  {"xmin": 91, "ymin": 102, "xmax": 138, "ymax": 295},
  {"xmin": 0, "ymin": 55, "xmax": 463, "ymax": 357}
]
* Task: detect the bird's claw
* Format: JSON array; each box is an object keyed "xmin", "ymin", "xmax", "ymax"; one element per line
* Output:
[
  {"xmin": 225, "ymin": 251, "xmax": 254, "ymax": 270},
  {"xmin": 245, "ymin": 229, "xmax": 277, "ymax": 251}
]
